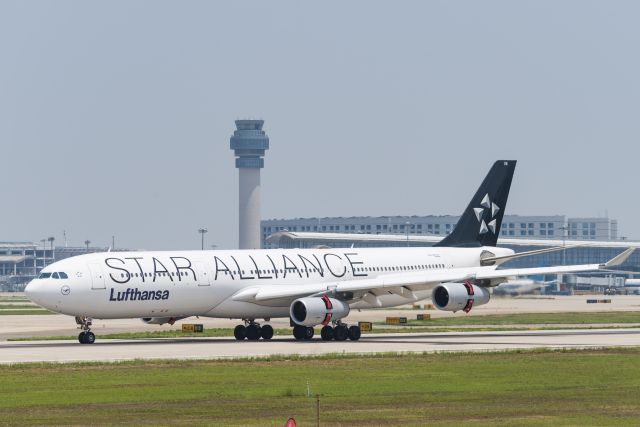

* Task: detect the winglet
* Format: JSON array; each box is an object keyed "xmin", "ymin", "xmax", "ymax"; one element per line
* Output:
[{"xmin": 603, "ymin": 248, "xmax": 635, "ymax": 268}]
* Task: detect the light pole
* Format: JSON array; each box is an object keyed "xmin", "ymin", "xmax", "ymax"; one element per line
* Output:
[
  {"xmin": 405, "ymin": 221, "xmax": 411, "ymax": 247},
  {"xmin": 40, "ymin": 239, "xmax": 46, "ymax": 268},
  {"xmin": 558, "ymin": 225, "xmax": 569, "ymax": 294},
  {"xmin": 198, "ymin": 228, "xmax": 208, "ymax": 250},
  {"xmin": 84, "ymin": 240, "xmax": 91, "ymax": 253},
  {"xmin": 47, "ymin": 237, "xmax": 55, "ymax": 265},
  {"xmin": 559, "ymin": 225, "xmax": 568, "ymax": 265}
]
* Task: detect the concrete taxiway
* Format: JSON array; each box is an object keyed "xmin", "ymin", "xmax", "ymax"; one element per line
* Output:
[{"xmin": 2, "ymin": 328, "xmax": 640, "ymax": 364}]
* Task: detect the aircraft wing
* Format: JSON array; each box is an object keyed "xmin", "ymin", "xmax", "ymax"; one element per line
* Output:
[
  {"xmin": 231, "ymin": 269, "xmax": 476, "ymax": 303},
  {"xmin": 232, "ymin": 248, "xmax": 634, "ymax": 306}
]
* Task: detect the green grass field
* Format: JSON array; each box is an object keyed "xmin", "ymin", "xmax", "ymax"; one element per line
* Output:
[{"xmin": 1, "ymin": 349, "xmax": 640, "ymax": 426}]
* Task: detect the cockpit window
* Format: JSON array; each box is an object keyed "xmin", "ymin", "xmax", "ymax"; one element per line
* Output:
[
  {"xmin": 38, "ymin": 272, "xmax": 52, "ymax": 279},
  {"xmin": 52, "ymin": 272, "xmax": 60, "ymax": 279},
  {"xmin": 59, "ymin": 272, "xmax": 68, "ymax": 279}
]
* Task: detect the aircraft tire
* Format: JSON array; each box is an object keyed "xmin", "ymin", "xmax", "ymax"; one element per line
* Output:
[
  {"xmin": 85, "ymin": 332, "xmax": 96, "ymax": 344},
  {"xmin": 260, "ymin": 325, "xmax": 274, "ymax": 340},
  {"xmin": 78, "ymin": 332, "xmax": 86, "ymax": 344},
  {"xmin": 320, "ymin": 325, "xmax": 334, "ymax": 341},
  {"xmin": 246, "ymin": 324, "xmax": 261, "ymax": 341},
  {"xmin": 348, "ymin": 326, "xmax": 361, "ymax": 341},
  {"xmin": 292, "ymin": 325, "xmax": 306, "ymax": 340},
  {"xmin": 303, "ymin": 327, "xmax": 314, "ymax": 340},
  {"xmin": 334, "ymin": 325, "xmax": 348, "ymax": 341},
  {"xmin": 234, "ymin": 325, "xmax": 246, "ymax": 341}
]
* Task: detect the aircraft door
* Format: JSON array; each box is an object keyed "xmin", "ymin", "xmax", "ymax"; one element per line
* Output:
[
  {"xmin": 195, "ymin": 262, "xmax": 211, "ymax": 286},
  {"xmin": 88, "ymin": 262, "xmax": 106, "ymax": 290}
]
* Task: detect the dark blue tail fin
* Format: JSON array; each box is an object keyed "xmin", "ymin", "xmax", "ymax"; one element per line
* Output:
[{"xmin": 435, "ymin": 160, "xmax": 516, "ymax": 247}]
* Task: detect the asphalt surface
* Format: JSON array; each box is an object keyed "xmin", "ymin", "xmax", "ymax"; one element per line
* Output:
[
  {"xmin": 2, "ymin": 328, "xmax": 640, "ymax": 364},
  {"xmin": 3, "ymin": 295, "xmax": 640, "ymax": 340},
  {"xmin": 3, "ymin": 295, "xmax": 640, "ymax": 363}
]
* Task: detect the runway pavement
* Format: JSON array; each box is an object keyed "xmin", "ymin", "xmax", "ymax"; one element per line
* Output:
[
  {"xmin": 2, "ymin": 328, "xmax": 640, "ymax": 364},
  {"xmin": 3, "ymin": 295, "xmax": 640, "ymax": 340}
]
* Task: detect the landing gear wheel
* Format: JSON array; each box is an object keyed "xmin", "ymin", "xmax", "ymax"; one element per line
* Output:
[
  {"xmin": 320, "ymin": 325, "xmax": 334, "ymax": 341},
  {"xmin": 303, "ymin": 327, "xmax": 314, "ymax": 340},
  {"xmin": 293, "ymin": 325, "xmax": 306, "ymax": 340},
  {"xmin": 246, "ymin": 324, "xmax": 261, "ymax": 341},
  {"xmin": 260, "ymin": 324, "xmax": 274, "ymax": 340},
  {"xmin": 85, "ymin": 331, "xmax": 95, "ymax": 344},
  {"xmin": 334, "ymin": 325, "xmax": 348, "ymax": 341},
  {"xmin": 234, "ymin": 325, "xmax": 246, "ymax": 341},
  {"xmin": 76, "ymin": 317, "xmax": 95, "ymax": 344},
  {"xmin": 348, "ymin": 326, "xmax": 361, "ymax": 341}
]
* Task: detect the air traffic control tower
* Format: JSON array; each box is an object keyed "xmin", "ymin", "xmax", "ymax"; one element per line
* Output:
[{"xmin": 230, "ymin": 120, "xmax": 270, "ymax": 249}]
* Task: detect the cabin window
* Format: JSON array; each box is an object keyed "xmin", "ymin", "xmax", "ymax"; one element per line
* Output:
[
  {"xmin": 59, "ymin": 272, "xmax": 68, "ymax": 279},
  {"xmin": 39, "ymin": 272, "xmax": 52, "ymax": 279}
]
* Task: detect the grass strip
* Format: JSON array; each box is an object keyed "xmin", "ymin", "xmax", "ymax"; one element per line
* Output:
[
  {"xmin": 0, "ymin": 298, "xmax": 29, "ymax": 303},
  {"xmin": 0, "ymin": 304, "xmax": 41, "ymax": 309},
  {"xmin": 0, "ymin": 309, "xmax": 54, "ymax": 316},
  {"xmin": 1, "ymin": 348, "xmax": 640, "ymax": 426},
  {"xmin": 380, "ymin": 311, "xmax": 640, "ymax": 326}
]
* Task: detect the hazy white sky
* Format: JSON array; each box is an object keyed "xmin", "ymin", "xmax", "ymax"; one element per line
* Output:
[{"xmin": 1, "ymin": 1, "xmax": 638, "ymax": 250}]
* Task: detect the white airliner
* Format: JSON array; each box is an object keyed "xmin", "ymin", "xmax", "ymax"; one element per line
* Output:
[
  {"xmin": 25, "ymin": 161, "xmax": 633, "ymax": 344},
  {"xmin": 491, "ymin": 279, "xmax": 556, "ymax": 296}
]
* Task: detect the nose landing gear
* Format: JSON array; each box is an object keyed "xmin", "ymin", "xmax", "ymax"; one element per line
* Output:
[{"xmin": 75, "ymin": 316, "xmax": 95, "ymax": 344}]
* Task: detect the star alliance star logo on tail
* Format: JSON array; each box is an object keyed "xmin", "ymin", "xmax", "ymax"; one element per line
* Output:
[{"xmin": 473, "ymin": 193, "xmax": 500, "ymax": 235}]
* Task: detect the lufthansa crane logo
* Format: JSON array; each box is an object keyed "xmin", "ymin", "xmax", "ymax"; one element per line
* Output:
[
  {"xmin": 61, "ymin": 285, "xmax": 71, "ymax": 296},
  {"xmin": 473, "ymin": 193, "xmax": 500, "ymax": 235}
]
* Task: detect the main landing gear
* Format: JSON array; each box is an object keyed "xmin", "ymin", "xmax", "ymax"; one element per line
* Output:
[
  {"xmin": 294, "ymin": 322, "xmax": 361, "ymax": 342},
  {"xmin": 75, "ymin": 316, "xmax": 96, "ymax": 344},
  {"xmin": 234, "ymin": 320, "xmax": 274, "ymax": 341}
]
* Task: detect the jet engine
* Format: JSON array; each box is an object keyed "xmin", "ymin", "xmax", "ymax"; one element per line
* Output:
[
  {"xmin": 141, "ymin": 316, "xmax": 186, "ymax": 325},
  {"xmin": 290, "ymin": 296, "xmax": 350, "ymax": 327},
  {"xmin": 432, "ymin": 282, "xmax": 490, "ymax": 313}
]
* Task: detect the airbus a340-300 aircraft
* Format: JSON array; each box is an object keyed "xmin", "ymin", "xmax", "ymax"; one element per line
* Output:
[{"xmin": 25, "ymin": 161, "xmax": 634, "ymax": 344}]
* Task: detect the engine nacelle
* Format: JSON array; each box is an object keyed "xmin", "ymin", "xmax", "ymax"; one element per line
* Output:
[
  {"xmin": 141, "ymin": 316, "xmax": 186, "ymax": 325},
  {"xmin": 290, "ymin": 296, "xmax": 350, "ymax": 327},
  {"xmin": 432, "ymin": 282, "xmax": 490, "ymax": 313}
]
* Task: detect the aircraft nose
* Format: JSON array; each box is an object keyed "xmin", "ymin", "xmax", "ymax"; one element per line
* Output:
[
  {"xmin": 25, "ymin": 280, "xmax": 45, "ymax": 306},
  {"xmin": 24, "ymin": 280, "xmax": 37, "ymax": 303}
]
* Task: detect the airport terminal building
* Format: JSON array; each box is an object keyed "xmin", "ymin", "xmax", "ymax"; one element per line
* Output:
[
  {"xmin": 263, "ymin": 215, "xmax": 637, "ymax": 291},
  {"xmin": 0, "ymin": 243, "xmax": 108, "ymax": 291},
  {"xmin": 262, "ymin": 215, "xmax": 619, "ymax": 248}
]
